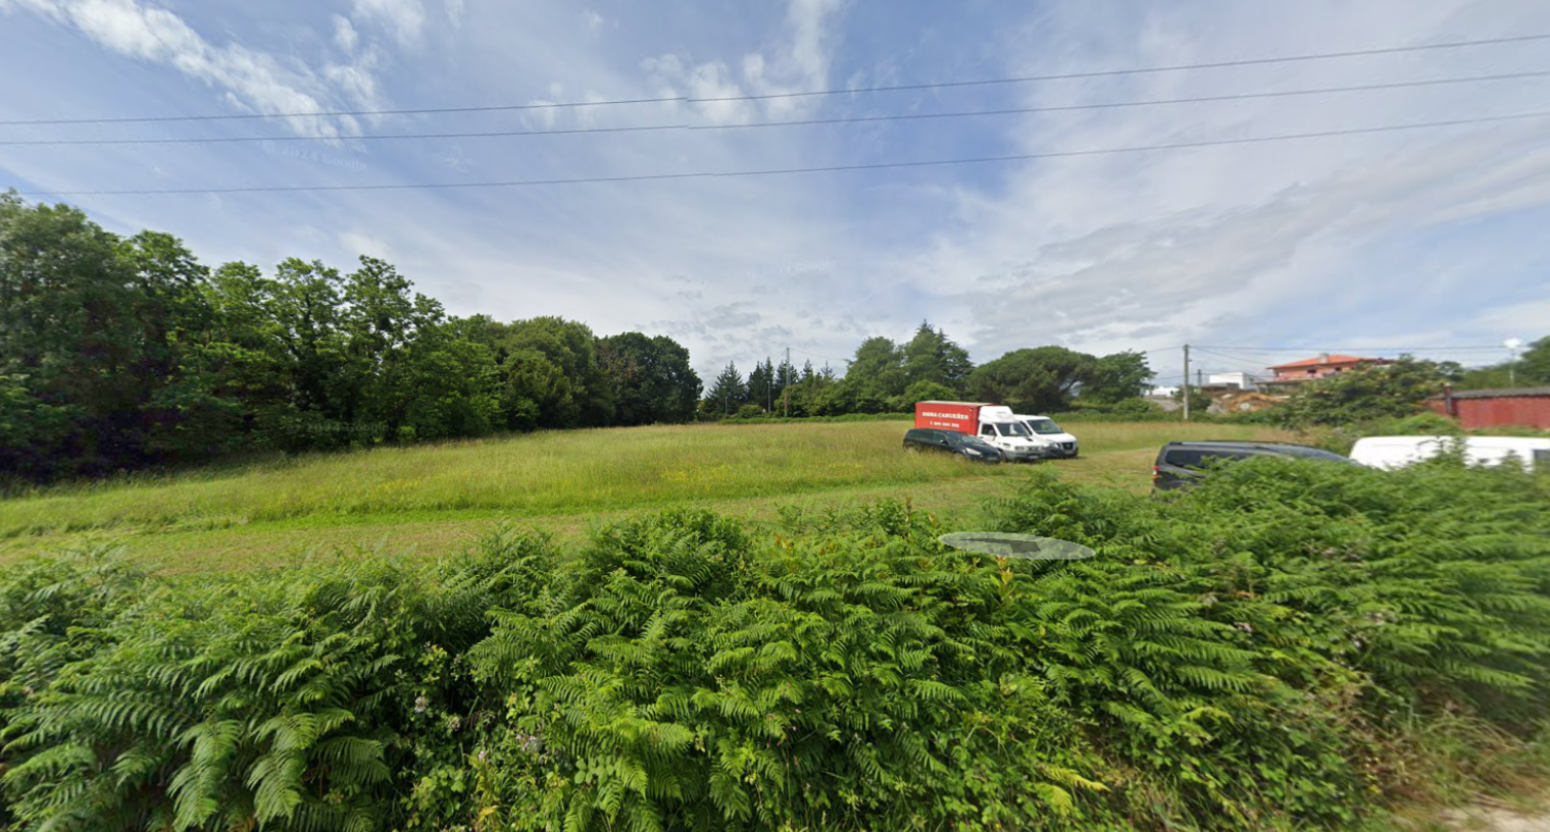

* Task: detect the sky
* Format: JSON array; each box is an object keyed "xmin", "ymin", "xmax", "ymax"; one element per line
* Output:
[{"xmin": 2, "ymin": 0, "xmax": 1549, "ymax": 387}]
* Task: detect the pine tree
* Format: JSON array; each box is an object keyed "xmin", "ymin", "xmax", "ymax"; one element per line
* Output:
[{"xmin": 704, "ymin": 362, "xmax": 746, "ymax": 415}]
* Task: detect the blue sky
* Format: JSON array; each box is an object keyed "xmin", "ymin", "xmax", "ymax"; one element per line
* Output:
[{"xmin": 2, "ymin": 0, "xmax": 1549, "ymax": 385}]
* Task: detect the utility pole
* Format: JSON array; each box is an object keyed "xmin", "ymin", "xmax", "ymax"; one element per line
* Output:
[
  {"xmin": 1197, "ymin": 369, "xmax": 1204, "ymax": 389},
  {"xmin": 784, "ymin": 347, "xmax": 791, "ymax": 418},
  {"xmin": 1182, "ymin": 344, "xmax": 1191, "ymax": 421}
]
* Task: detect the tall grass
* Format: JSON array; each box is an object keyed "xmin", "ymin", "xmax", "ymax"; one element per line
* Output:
[
  {"xmin": 0, "ymin": 424, "xmax": 998, "ymax": 538},
  {"xmin": 0, "ymin": 420, "xmax": 1295, "ymax": 568}
]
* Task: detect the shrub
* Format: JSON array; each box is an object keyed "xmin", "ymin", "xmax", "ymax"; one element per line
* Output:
[
  {"xmin": 0, "ymin": 530, "xmax": 559, "ymax": 832},
  {"xmin": 4, "ymin": 462, "xmax": 1548, "ymax": 831}
]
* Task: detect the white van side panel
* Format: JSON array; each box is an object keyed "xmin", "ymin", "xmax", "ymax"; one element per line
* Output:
[{"xmin": 1351, "ymin": 436, "xmax": 1550, "ymax": 471}]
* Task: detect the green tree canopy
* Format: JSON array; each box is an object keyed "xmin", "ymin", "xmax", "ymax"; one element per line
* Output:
[
  {"xmin": 901, "ymin": 322, "xmax": 973, "ymax": 394},
  {"xmin": 0, "ymin": 194, "xmax": 141, "ymax": 475},
  {"xmin": 1517, "ymin": 335, "xmax": 1550, "ymax": 386},
  {"xmin": 705, "ymin": 362, "xmax": 748, "ymax": 415},
  {"xmin": 495, "ymin": 317, "xmax": 614, "ymax": 429},
  {"xmin": 1082, "ymin": 351, "xmax": 1153, "ymax": 403},
  {"xmin": 966, "ymin": 346, "xmax": 1098, "ymax": 413},
  {"xmin": 845, "ymin": 336, "xmax": 907, "ymax": 403},
  {"xmin": 900, "ymin": 380, "xmax": 957, "ymax": 407},
  {"xmin": 597, "ymin": 332, "xmax": 702, "ymax": 426}
]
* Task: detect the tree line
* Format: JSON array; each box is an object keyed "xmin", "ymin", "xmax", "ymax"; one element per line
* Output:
[
  {"xmin": 1, "ymin": 193, "xmax": 1154, "ymax": 481},
  {"xmin": 702, "ymin": 327, "xmax": 1152, "ymax": 420},
  {"xmin": 0, "ymin": 194, "xmax": 700, "ymax": 481}
]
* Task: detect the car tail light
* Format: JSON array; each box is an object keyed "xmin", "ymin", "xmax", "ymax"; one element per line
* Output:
[{"xmin": 1151, "ymin": 465, "xmax": 1160, "ymax": 481}]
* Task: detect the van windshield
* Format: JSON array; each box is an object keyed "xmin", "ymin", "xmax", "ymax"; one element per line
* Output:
[
  {"xmin": 989, "ymin": 422, "xmax": 1030, "ymax": 437},
  {"xmin": 1025, "ymin": 418, "xmax": 1062, "ymax": 435}
]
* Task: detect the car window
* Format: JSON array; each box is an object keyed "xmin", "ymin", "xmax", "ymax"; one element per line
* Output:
[
  {"xmin": 960, "ymin": 434, "xmax": 997, "ymax": 451},
  {"xmin": 979, "ymin": 424, "xmax": 996, "ymax": 437},
  {"xmin": 1163, "ymin": 448, "xmax": 1199, "ymax": 468},
  {"xmin": 1165, "ymin": 448, "xmax": 1251, "ymax": 468}
]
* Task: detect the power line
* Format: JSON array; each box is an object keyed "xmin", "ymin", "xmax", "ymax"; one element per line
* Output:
[
  {"xmin": 696, "ymin": 66, "xmax": 1550, "ymax": 111},
  {"xmin": 4, "ymin": 32, "xmax": 1548, "ymax": 127},
  {"xmin": 788, "ymin": 347, "xmax": 847, "ymax": 366},
  {"xmin": 10, "ymin": 69, "xmax": 1549, "ymax": 147},
  {"xmin": 21, "ymin": 109, "xmax": 1550, "ymax": 197},
  {"xmin": 0, "ymin": 123, "xmax": 684, "ymax": 146},
  {"xmin": 1192, "ymin": 345, "xmax": 1507, "ymax": 353}
]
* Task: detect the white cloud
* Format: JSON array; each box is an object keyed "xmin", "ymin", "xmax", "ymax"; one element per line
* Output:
[
  {"xmin": 338, "ymin": 230, "xmax": 394, "ymax": 261},
  {"xmin": 332, "ymin": 14, "xmax": 358, "ymax": 53},
  {"xmin": 351, "ymin": 0, "xmax": 426, "ymax": 48},
  {"xmin": 1470, "ymin": 298, "xmax": 1550, "ymax": 337},
  {"xmin": 643, "ymin": 0, "xmax": 845, "ymax": 125},
  {"xmin": 2, "ymin": 0, "xmax": 385, "ymax": 139},
  {"xmin": 784, "ymin": 0, "xmax": 840, "ymax": 84},
  {"xmin": 444, "ymin": 0, "xmax": 463, "ymax": 29},
  {"xmin": 883, "ymin": 0, "xmax": 1550, "ymax": 359},
  {"xmin": 581, "ymin": 9, "xmax": 604, "ymax": 31}
]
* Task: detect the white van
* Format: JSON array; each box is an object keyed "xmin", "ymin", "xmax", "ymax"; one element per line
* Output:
[
  {"xmin": 1013, "ymin": 414, "xmax": 1079, "ymax": 459},
  {"xmin": 1349, "ymin": 435, "xmax": 1550, "ymax": 472}
]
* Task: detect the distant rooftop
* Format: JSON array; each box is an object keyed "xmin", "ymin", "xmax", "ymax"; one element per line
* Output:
[{"xmin": 1266, "ymin": 354, "xmax": 1390, "ymax": 371}]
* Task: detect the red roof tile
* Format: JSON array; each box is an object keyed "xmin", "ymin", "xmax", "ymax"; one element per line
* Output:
[{"xmin": 1266, "ymin": 354, "xmax": 1389, "ymax": 370}]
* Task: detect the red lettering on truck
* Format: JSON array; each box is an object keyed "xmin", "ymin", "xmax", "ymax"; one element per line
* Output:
[{"xmin": 914, "ymin": 401, "xmax": 986, "ymax": 433}]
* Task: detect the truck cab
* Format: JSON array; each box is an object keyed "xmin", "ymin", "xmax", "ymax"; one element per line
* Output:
[
  {"xmin": 972, "ymin": 406, "xmax": 1047, "ymax": 461},
  {"xmin": 1013, "ymin": 414, "xmax": 1079, "ymax": 459}
]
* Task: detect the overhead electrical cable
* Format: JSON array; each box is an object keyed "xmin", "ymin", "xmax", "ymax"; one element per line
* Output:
[
  {"xmin": 1192, "ymin": 344, "xmax": 1508, "ymax": 353},
  {"xmin": 3, "ymin": 32, "xmax": 1548, "ymax": 127},
  {"xmin": 22, "ymin": 109, "xmax": 1550, "ymax": 197},
  {"xmin": 9, "ymin": 69, "xmax": 1550, "ymax": 147}
]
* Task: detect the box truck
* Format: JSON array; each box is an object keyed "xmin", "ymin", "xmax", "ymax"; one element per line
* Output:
[{"xmin": 914, "ymin": 401, "xmax": 1046, "ymax": 461}]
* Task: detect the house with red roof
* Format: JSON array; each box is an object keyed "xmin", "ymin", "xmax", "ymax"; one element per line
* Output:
[{"xmin": 1262, "ymin": 353, "xmax": 1393, "ymax": 389}]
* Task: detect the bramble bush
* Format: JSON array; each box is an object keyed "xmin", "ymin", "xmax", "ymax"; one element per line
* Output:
[{"xmin": 2, "ymin": 458, "xmax": 1548, "ymax": 831}]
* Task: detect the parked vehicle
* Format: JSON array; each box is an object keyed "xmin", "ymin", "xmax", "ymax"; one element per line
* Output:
[
  {"xmin": 902, "ymin": 428, "xmax": 1003, "ymax": 462},
  {"xmin": 1350, "ymin": 435, "xmax": 1550, "ymax": 472},
  {"xmin": 1013, "ymin": 414, "xmax": 1079, "ymax": 458},
  {"xmin": 1152, "ymin": 440, "xmax": 1354, "ymax": 491},
  {"xmin": 914, "ymin": 402, "xmax": 1046, "ymax": 461}
]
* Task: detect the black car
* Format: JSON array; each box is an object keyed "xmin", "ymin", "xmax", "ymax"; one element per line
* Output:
[
  {"xmin": 1152, "ymin": 440, "xmax": 1354, "ymax": 491},
  {"xmin": 903, "ymin": 428, "xmax": 1003, "ymax": 462}
]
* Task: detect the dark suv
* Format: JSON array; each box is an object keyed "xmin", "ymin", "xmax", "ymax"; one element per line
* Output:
[
  {"xmin": 1152, "ymin": 441, "xmax": 1353, "ymax": 490},
  {"xmin": 903, "ymin": 428, "xmax": 1003, "ymax": 463}
]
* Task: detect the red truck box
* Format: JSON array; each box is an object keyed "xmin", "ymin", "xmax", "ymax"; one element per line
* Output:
[{"xmin": 914, "ymin": 401, "xmax": 985, "ymax": 434}]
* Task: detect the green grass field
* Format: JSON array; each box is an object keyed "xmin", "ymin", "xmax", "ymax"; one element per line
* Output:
[{"xmin": 0, "ymin": 419, "xmax": 1294, "ymax": 571}]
